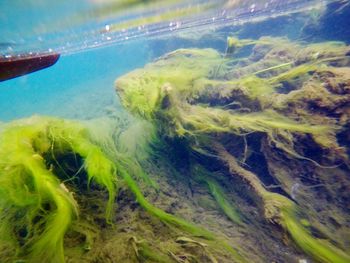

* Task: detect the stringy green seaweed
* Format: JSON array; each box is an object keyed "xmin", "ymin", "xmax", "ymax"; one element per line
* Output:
[
  {"xmin": 192, "ymin": 165, "xmax": 242, "ymax": 225},
  {"xmin": 0, "ymin": 116, "xmax": 117, "ymax": 263},
  {"xmin": 115, "ymin": 39, "xmax": 350, "ymax": 262},
  {"xmin": 116, "ymin": 159, "xmax": 245, "ymax": 262},
  {"xmin": 0, "ymin": 116, "xmax": 245, "ymax": 263},
  {"xmin": 215, "ymin": 141, "xmax": 350, "ymax": 263}
]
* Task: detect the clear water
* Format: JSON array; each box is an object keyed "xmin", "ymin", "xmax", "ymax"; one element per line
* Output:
[{"xmin": 0, "ymin": 1, "xmax": 349, "ymax": 262}]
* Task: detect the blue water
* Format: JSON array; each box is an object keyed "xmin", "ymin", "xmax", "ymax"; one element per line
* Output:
[{"xmin": 0, "ymin": 40, "xmax": 151, "ymax": 121}]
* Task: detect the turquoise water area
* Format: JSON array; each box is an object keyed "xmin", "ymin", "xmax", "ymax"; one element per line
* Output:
[{"xmin": 0, "ymin": 41, "xmax": 149, "ymax": 120}]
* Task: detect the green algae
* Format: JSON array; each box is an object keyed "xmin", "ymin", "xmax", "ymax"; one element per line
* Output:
[
  {"xmin": 252, "ymin": 62, "xmax": 293, "ymax": 76},
  {"xmin": 115, "ymin": 37, "xmax": 350, "ymax": 262},
  {"xmin": 192, "ymin": 165, "xmax": 242, "ymax": 225},
  {"xmin": 281, "ymin": 205, "xmax": 350, "ymax": 263},
  {"xmin": 0, "ymin": 116, "xmax": 117, "ymax": 263},
  {"xmin": 115, "ymin": 48, "xmax": 224, "ymax": 120},
  {"xmin": 115, "ymin": 46, "xmax": 336, "ymax": 144},
  {"xmin": 225, "ymin": 37, "xmax": 257, "ymax": 57},
  {"xmin": 119, "ymin": 166, "xmax": 214, "ymax": 240},
  {"xmin": 116, "ymin": 157, "xmax": 245, "ymax": 262},
  {"xmin": 206, "ymin": 179, "xmax": 242, "ymax": 225},
  {"xmin": 0, "ymin": 115, "xmax": 245, "ymax": 262},
  {"xmin": 215, "ymin": 141, "xmax": 350, "ymax": 263},
  {"xmin": 268, "ymin": 63, "xmax": 318, "ymax": 84},
  {"xmin": 129, "ymin": 236, "xmax": 173, "ymax": 263}
]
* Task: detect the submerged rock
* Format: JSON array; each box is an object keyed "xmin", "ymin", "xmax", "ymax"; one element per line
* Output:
[{"xmin": 116, "ymin": 37, "xmax": 350, "ymax": 263}]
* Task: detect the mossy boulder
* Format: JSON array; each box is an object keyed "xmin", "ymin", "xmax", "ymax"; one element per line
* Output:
[{"xmin": 115, "ymin": 37, "xmax": 350, "ymax": 263}]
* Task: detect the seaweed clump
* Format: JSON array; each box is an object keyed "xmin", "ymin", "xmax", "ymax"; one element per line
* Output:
[
  {"xmin": 0, "ymin": 116, "xmax": 118, "ymax": 263},
  {"xmin": 115, "ymin": 37, "xmax": 350, "ymax": 262},
  {"xmin": 0, "ymin": 115, "xmax": 244, "ymax": 263}
]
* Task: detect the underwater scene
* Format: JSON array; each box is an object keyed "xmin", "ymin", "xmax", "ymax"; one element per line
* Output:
[{"xmin": 0, "ymin": 0, "xmax": 350, "ymax": 262}]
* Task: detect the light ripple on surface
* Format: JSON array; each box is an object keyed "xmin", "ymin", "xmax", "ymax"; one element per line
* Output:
[{"xmin": 0, "ymin": 0, "xmax": 329, "ymax": 56}]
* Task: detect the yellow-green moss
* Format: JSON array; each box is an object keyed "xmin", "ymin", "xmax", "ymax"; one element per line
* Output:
[
  {"xmin": 115, "ymin": 39, "xmax": 350, "ymax": 263},
  {"xmin": 0, "ymin": 116, "xmax": 117, "ymax": 263},
  {"xmin": 192, "ymin": 165, "xmax": 242, "ymax": 225}
]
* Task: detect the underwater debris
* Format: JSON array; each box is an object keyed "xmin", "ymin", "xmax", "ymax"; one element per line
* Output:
[
  {"xmin": 115, "ymin": 37, "xmax": 350, "ymax": 262},
  {"xmin": 128, "ymin": 236, "xmax": 174, "ymax": 263},
  {"xmin": 175, "ymin": 236, "xmax": 218, "ymax": 263}
]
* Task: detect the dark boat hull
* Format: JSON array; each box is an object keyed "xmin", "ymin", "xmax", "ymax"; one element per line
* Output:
[{"xmin": 0, "ymin": 53, "xmax": 60, "ymax": 82}]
